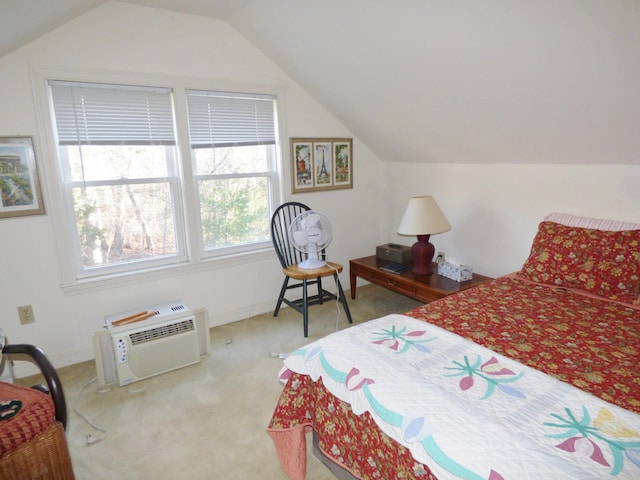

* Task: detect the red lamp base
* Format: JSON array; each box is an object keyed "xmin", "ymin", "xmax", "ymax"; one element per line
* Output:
[{"xmin": 411, "ymin": 234, "xmax": 435, "ymax": 275}]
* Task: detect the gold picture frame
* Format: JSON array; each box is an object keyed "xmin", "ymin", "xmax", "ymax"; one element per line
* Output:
[
  {"xmin": 0, "ymin": 136, "xmax": 45, "ymax": 218},
  {"xmin": 290, "ymin": 137, "xmax": 353, "ymax": 193}
]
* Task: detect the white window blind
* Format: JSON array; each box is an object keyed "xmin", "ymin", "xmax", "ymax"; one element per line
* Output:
[
  {"xmin": 49, "ymin": 80, "xmax": 175, "ymax": 145},
  {"xmin": 186, "ymin": 90, "xmax": 276, "ymax": 148}
]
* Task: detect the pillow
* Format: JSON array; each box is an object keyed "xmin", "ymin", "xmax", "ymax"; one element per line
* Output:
[
  {"xmin": 544, "ymin": 212, "xmax": 640, "ymax": 231},
  {"xmin": 519, "ymin": 221, "xmax": 640, "ymax": 305}
]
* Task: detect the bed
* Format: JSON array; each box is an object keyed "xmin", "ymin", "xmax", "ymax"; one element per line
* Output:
[{"xmin": 267, "ymin": 213, "xmax": 640, "ymax": 480}]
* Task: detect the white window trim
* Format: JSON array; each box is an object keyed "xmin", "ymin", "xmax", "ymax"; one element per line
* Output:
[{"xmin": 30, "ymin": 65, "xmax": 287, "ymax": 294}]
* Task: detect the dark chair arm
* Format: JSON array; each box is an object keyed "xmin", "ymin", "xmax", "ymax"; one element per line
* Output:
[{"xmin": 2, "ymin": 344, "xmax": 67, "ymax": 430}]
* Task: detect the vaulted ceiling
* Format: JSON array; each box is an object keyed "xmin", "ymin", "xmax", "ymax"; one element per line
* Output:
[{"xmin": 2, "ymin": 1, "xmax": 639, "ymax": 165}]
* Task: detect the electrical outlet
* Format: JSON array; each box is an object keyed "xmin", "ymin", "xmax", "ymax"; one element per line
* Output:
[
  {"xmin": 436, "ymin": 251, "xmax": 445, "ymax": 263},
  {"xmin": 18, "ymin": 305, "xmax": 35, "ymax": 325}
]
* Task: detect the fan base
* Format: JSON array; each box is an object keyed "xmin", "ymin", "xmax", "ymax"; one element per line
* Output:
[{"xmin": 298, "ymin": 259, "xmax": 328, "ymax": 270}]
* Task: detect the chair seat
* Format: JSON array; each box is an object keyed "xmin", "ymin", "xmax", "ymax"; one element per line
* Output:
[
  {"xmin": 0, "ymin": 382, "xmax": 55, "ymax": 457},
  {"xmin": 0, "ymin": 340, "xmax": 74, "ymax": 479},
  {"xmin": 282, "ymin": 261, "xmax": 343, "ymax": 280}
]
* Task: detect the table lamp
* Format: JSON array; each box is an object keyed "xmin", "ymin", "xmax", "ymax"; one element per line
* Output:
[{"xmin": 397, "ymin": 195, "xmax": 451, "ymax": 275}]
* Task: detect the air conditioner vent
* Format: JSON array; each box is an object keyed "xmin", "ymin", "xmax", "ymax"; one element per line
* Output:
[{"xmin": 129, "ymin": 318, "xmax": 195, "ymax": 346}]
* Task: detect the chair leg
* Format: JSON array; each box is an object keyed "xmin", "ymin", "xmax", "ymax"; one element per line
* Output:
[
  {"xmin": 274, "ymin": 277, "xmax": 290, "ymax": 317},
  {"xmin": 316, "ymin": 276, "xmax": 324, "ymax": 304},
  {"xmin": 302, "ymin": 278, "xmax": 309, "ymax": 337},
  {"xmin": 335, "ymin": 274, "xmax": 353, "ymax": 325}
]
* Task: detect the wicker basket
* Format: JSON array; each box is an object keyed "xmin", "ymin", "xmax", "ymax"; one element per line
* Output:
[{"xmin": 0, "ymin": 422, "xmax": 74, "ymax": 479}]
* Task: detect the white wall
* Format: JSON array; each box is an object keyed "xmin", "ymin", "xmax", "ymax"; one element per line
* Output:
[
  {"xmin": 2, "ymin": 1, "xmax": 638, "ymax": 377},
  {"xmin": 230, "ymin": 1, "xmax": 640, "ymax": 169},
  {"xmin": 383, "ymin": 163, "xmax": 640, "ymax": 278},
  {"xmin": 0, "ymin": 2, "xmax": 384, "ymax": 375}
]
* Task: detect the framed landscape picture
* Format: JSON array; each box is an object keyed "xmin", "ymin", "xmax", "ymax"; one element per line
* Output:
[
  {"xmin": 290, "ymin": 137, "xmax": 352, "ymax": 193},
  {"xmin": 291, "ymin": 140, "xmax": 313, "ymax": 191},
  {"xmin": 0, "ymin": 136, "xmax": 45, "ymax": 218},
  {"xmin": 333, "ymin": 140, "xmax": 352, "ymax": 187}
]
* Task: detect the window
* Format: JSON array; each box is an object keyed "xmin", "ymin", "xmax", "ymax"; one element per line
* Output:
[
  {"xmin": 47, "ymin": 79, "xmax": 281, "ymax": 281},
  {"xmin": 186, "ymin": 90, "xmax": 277, "ymax": 255}
]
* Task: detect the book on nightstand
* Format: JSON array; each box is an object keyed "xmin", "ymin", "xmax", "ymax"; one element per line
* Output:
[{"xmin": 379, "ymin": 262, "xmax": 411, "ymax": 274}]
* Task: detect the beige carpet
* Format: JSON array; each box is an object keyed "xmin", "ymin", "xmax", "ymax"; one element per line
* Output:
[{"xmin": 19, "ymin": 284, "xmax": 422, "ymax": 479}]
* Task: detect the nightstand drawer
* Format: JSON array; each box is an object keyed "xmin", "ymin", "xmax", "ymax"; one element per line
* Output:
[
  {"xmin": 412, "ymin": 285, "xmax": 445, "ymax": 303},
  {"xmin": 372, "ymin": 271, "xmax": 416, "ymax": 297},
  {"xmin": 353, "ymin": 265, "xmax": 376, "ymax": 283}
]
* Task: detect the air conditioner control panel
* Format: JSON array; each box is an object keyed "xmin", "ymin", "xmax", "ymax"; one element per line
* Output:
[{"xmin": 115, "ymin": 337, "xmax": 128, "ymax": 364}]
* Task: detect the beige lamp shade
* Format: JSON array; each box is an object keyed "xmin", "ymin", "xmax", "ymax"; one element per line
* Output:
[{"xmin": 397, "ymin": 196, "xmax": 451, "ymax": 236}]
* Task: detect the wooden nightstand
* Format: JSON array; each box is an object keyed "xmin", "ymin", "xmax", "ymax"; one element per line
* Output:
[{"xmin": 349, "ymin": 255, "xmax": 492, "ymax": 304}]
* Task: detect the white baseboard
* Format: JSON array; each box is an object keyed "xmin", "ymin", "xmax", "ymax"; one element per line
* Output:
[{"xmin": 208, "ymin": 299, "xmax": 275, "ymax": 327}]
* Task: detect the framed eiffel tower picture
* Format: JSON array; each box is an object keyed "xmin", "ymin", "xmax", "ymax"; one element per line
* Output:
[{"xmin": 290, "ymin": 137, "xmax": 352, "ymax": 193}]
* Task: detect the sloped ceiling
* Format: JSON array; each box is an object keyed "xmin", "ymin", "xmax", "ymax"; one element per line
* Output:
[{"xmin": 1, "ymin": 0, "xmax": 639, "ymax": 165}]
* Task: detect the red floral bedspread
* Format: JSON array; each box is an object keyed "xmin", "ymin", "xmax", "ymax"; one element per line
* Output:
[
  {"xmin": 268, "ymin": 275, "xmax": 640, "ymax": 479},
  {"xmin": 407, "ymin": 275, "xmax": 640, "ymax": 413}
]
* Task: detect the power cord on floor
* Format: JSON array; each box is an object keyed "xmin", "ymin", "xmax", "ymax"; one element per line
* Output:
[
  {"xmin": 74, "ymin": 377, "xmax": 108, "ymax": 445},
  {"xmin": 326, "ymin": 262, "xmax": 343, "ymax": 332},
  {"xmin": 266, "ymin": 262, "xmax": 345, "ymax": 360},
  {"xmin": 269, "ymin": 352, "xmax": 288, "ymax": 359},
  {"xmin": 125, "ymin": 378, "xmax": 151, "ymax": 394},
  {"xmin": 227, "ymin": 285, "xmax": 260, "ymax": 346}
]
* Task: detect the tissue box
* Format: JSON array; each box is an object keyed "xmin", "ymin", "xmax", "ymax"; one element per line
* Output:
[{"xmin": 437, "ymin": 261, "xmax": 473, "ymax": 282}]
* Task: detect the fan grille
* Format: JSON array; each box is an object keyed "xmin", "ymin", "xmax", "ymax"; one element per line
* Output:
[{"xmin": 289, "ymin": 210, "xmax": 333, "ymax": 252}]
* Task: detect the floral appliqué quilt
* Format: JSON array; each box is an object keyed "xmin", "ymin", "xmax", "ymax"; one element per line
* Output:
[{"xmin": 271, "ymin": 314, "xmax": 640, "ymax": 480}]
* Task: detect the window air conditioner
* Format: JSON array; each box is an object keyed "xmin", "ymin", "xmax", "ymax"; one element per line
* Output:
[{"xmin": 92, "ymin": 302, "xmax": 210, "ymax": 388}]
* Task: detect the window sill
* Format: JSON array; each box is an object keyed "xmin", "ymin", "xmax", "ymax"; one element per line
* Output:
[{"xmin": 60, "ymin": 247, "xmax": 275, "ymax": 296}]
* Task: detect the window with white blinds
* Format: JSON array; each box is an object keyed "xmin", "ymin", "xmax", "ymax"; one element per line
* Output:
[
  {"xmin": 45, "ymin": 78, "xmax": 282, "ymax": 281},
  {"xmin": 186, "ymin": 90, "xmax": 276, "ymax": 148},
  {"xmin": 185, "ymin": 89, "xmax": 278, "ymax": 254},
  {"xmin": 49, "ymin": 81, "xmax": 176, "ymax": 146},
  {"xmin": 48, "ymin": 80, "xmax": 183, "ymax": 278}
]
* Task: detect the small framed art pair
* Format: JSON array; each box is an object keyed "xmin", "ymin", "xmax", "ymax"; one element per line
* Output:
[{"xmin": 290, "ymin": 137, "xmax": 352, "ymax": 193}]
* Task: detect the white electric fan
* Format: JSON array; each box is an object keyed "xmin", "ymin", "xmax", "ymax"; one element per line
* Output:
[{"xmin": 289, "ymin": 210, "xmax": 333, "ymax": 269}]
